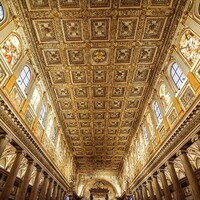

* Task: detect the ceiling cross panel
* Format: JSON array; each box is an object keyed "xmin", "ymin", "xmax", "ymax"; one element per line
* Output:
[{"xmin": 19, "ymin": 0, "xmax": 181, "ymax": 173}]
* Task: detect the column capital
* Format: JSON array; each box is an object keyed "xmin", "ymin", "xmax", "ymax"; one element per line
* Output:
[
  {"xmin": 191, "ymin": 135, "xmax": 200, "ymax": 143},
  {"xmin": 35, "ymin": 164, "xmax": 42, "ymax": 172},
  {"xmin": 165, "ymin": 160, "xmax": 175, "ymax": 166},
  {"xmin": 147, "ymin": 177, "xmax": 153, "ymax": 183},
  {"xmin": 0, "ymin": 133, "xmax": 11, "ymax": 141},
  {"xmin": 176, "ymin": 149, "xmax": 187, "ymax": 157}
]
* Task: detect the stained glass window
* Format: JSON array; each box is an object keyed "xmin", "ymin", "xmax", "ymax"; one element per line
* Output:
[
  {"xmin": 0, "ymin": 3, "xmax": 4, "ymax": 22},
  {"xmin": 39, "ymin": 104, "xmax": 46, "ymax": 125},
  {"xmin": 143, "ymin": 126, "xmax": 149, "ymax": 144},
  {"xmin": 154, "ymin": 102, "xmax": 162, "ymax": 124},
  {"xmin": 180, "ymin": 30, "xmax": 200, "ymax": 64},
  {"xmin": 17, "ymin": 66, "xmax": 31, "ymax": 92},
  {"xmin": 170, "ymin": 62, "xmax": 186, "ymax": 90}
]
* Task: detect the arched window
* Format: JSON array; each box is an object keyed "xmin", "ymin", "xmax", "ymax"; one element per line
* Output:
[
  {"xmin": 159, "ymin": 83, "xmax": 171, "ymax": 111},
  {"xmin": 143, "ymin": 126, "xmax": 149, "ymax": 144},
  {"xmin": 17, "ymin": 66, "xmax": 31, "ymax": 92},
  {"xmin": 170, "ymin": 62, "xmax": 186, "ymax": 90},
  {"xmin": 154, "ymin": 102, "xmax": 162, "ymax": 124},
  {"xmin": 0, "ymin": 2, "xmax": 5, "ymax": 22},
  {"xmin": 39, "ymin": 104, "xmax": 46, "ymax": 125},
  {"xmin": 180, "ymin": 30, "xmax": 200, "ymax": 64},
  {"xmin": 1, "ymin": 35, "xmax": 21, "ymax": 68}
]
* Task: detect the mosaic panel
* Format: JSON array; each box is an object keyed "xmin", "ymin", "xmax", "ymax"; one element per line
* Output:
[
  {"xmin": 90, "ymin": 48, "xmax": 109, "ymax": 65},
  {"xmin": 143, "ymin": 17, "xmax": 166, "ymax": 40},
  {"xmin": 71, "ymin": 71, "xmax": 87, "ymax": 83},
  {"xmin": 43, "ymin": 49, "xmax": 62, "ymax": 65},
  {"xmin": 133, "ymin": 69, "xmax": 150, "ymax": 82},
  {"xmin": 62, "ymin": 19, "xmax": 83, "ymax": 41},
  {"xmin": 167, "ymin": 108, "xmax": 178, "ymax": 126},
  {"xmin": 89, "ymin": 0, "xmax": 111, "ymax": 8},
  {"xmin": 59, "ymin": 0, "xmax": 80, "ymax": 9},
  {"xmin": 90, "ymin": 18, "xmax": 110, "ymax": 40},
  {"xmin": 115, "ymin": 48, "xmax": 132, "ymax": 64},
  {"xmin": 33, "ymin": 20, "xmax": 57, "ymax": 42},
  {"xmin": 180, "ymin": 86, "xmax": 195, "ymax": 109},
  {"xmin": 138, "ymin": 47, "xmax": 157, "ymax": 64},
  {"xmin": 67, "ymin": 50, "xmax": 85, "ymax": 65},
  {"xmin": 50, "ymin": 71, "xmax": 66, "ymax": 84},
  {"xmin": 117, "ymin": 18, "xmax": 138, "ymax": 40},
  {"xmin": 113, "ymin": 70, "xmax": 128, "ymax": 82}
]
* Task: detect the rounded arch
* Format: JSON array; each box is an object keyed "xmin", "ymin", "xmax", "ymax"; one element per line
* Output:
[{"xmin": 80, "ymin": 178, "xmax": 118, "ymax": 200}]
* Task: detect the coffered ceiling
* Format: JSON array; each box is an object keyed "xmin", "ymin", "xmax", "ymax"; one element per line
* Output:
[{"xmin": 17, "ymin": 0, "xmax": 184, "ymax": 173}]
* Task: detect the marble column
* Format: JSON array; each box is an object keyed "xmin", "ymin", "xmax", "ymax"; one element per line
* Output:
[
  {"xmin": 60, "ymin": 189, "xmax": 64, "ymax": 200},
  {"xmin": 159, "ymin": 168, "xmax": 171, "ymax": 200},
  {"xmin": 15, "ymin": 158, "xmax": 34, "ymax": 200},
  {"xmin": 153, "ymin": 174, "xmax": 162, "ymax": 200},
  {"xmin": 133, "ymin": 191, "xmax": 136, "ymax": 200},
  {"xmin": 147, "ymin": 178, "xmax": 155, "ymax": 200},
  {"xmin": 52, "ymin": 181, "xmax": 58, "ymax": 200},
  {"xmin": 139, "ymin": 186, "xmax": 143, "ymax": 200},
  {"xmin": 0, "ymin": 133, "xmax": 10, "ymax": 158},
  {"xmin": 38, "ymin": 172, "xmax": 49, "ymax": 200},
  {"xmin": 136, "ymin": 189, "xmax": 139, "ymax": 200},
  {"xmin": 46, "ymin": 177, "xmax": 53, "ymax": 200},
  {"xmin": 178, "ymin": 150, "xmax": 200, "ymax": 199},
  {"xmin": 166, "ymin": 161, "xmax": 185, "ymax": 199},
  {"xmin": 57, "ymin": 185, "xmax": 61, "ymax": 199},
  {"xmin": 142, "ymin": 183, "xmax": 148, "ymax": 200},
  {"xmin": 29, "ymin": 166, "xmax": 42, "ymax": 200},
  {"xmin": 0, "ymin": 149, "xmax": 23, "ymax": 200}
]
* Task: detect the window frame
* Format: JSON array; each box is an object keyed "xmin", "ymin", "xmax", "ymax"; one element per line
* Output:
[
  {"xmin": 170, "ymin": 62, "xmax": 187, "ymax": 90},
  {"xmin": 154, "ymin": 101, "xmax": 162, "ymax": 125},
  {"xmin": 0, "ymin": 2, "xmax": 4, "ymax": 22},
  {"xmin": 16, "ymin": 65, "xmax": 31, "ymax": 93}
]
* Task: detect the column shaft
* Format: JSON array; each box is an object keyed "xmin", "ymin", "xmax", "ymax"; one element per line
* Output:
[
  {"xmin": 147, "ymin": 180, "xmax": 155, "ymax": 200},
  {"xmin": 29, "ymin": 168, "xmax": 42, "ymax": 200},
  {"xmin": 38, "ymin": 173, "xmax": 49, "ymax": 200},
  {"xmin": 46, "ymin": 178, "xmax": 53, "ymax": 200},
  {"xmin": 167, "ymin": 162, "xmax": 185, "ymax": 199},
  {"xmin": 153, "ymin": 175, "xmax": 162, "ymax": 200},
  {"xmin": 159, "ymin": 169, "xmax": 171, "ymax": 200},
  {"xmin": 179, "ymin": 151, "xmax": 200, "ymax": 199},
  {"xmin": 15, "ymin": 160, "xmax": 34, "ymax": 200},
  {"xmin": 52, "ymin": 182, "xmax": 58, "ymax": 200},
  {"xmin": 0, "ymin": 150, "xmax": 23, "ymax": 200},
  {"xmin": 139, "ymin": 187, "xmax": 143, "ymax": 200},
  {"xmin": 142, "ymin": 184, "xmax": 148, "ymax": 200}
]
